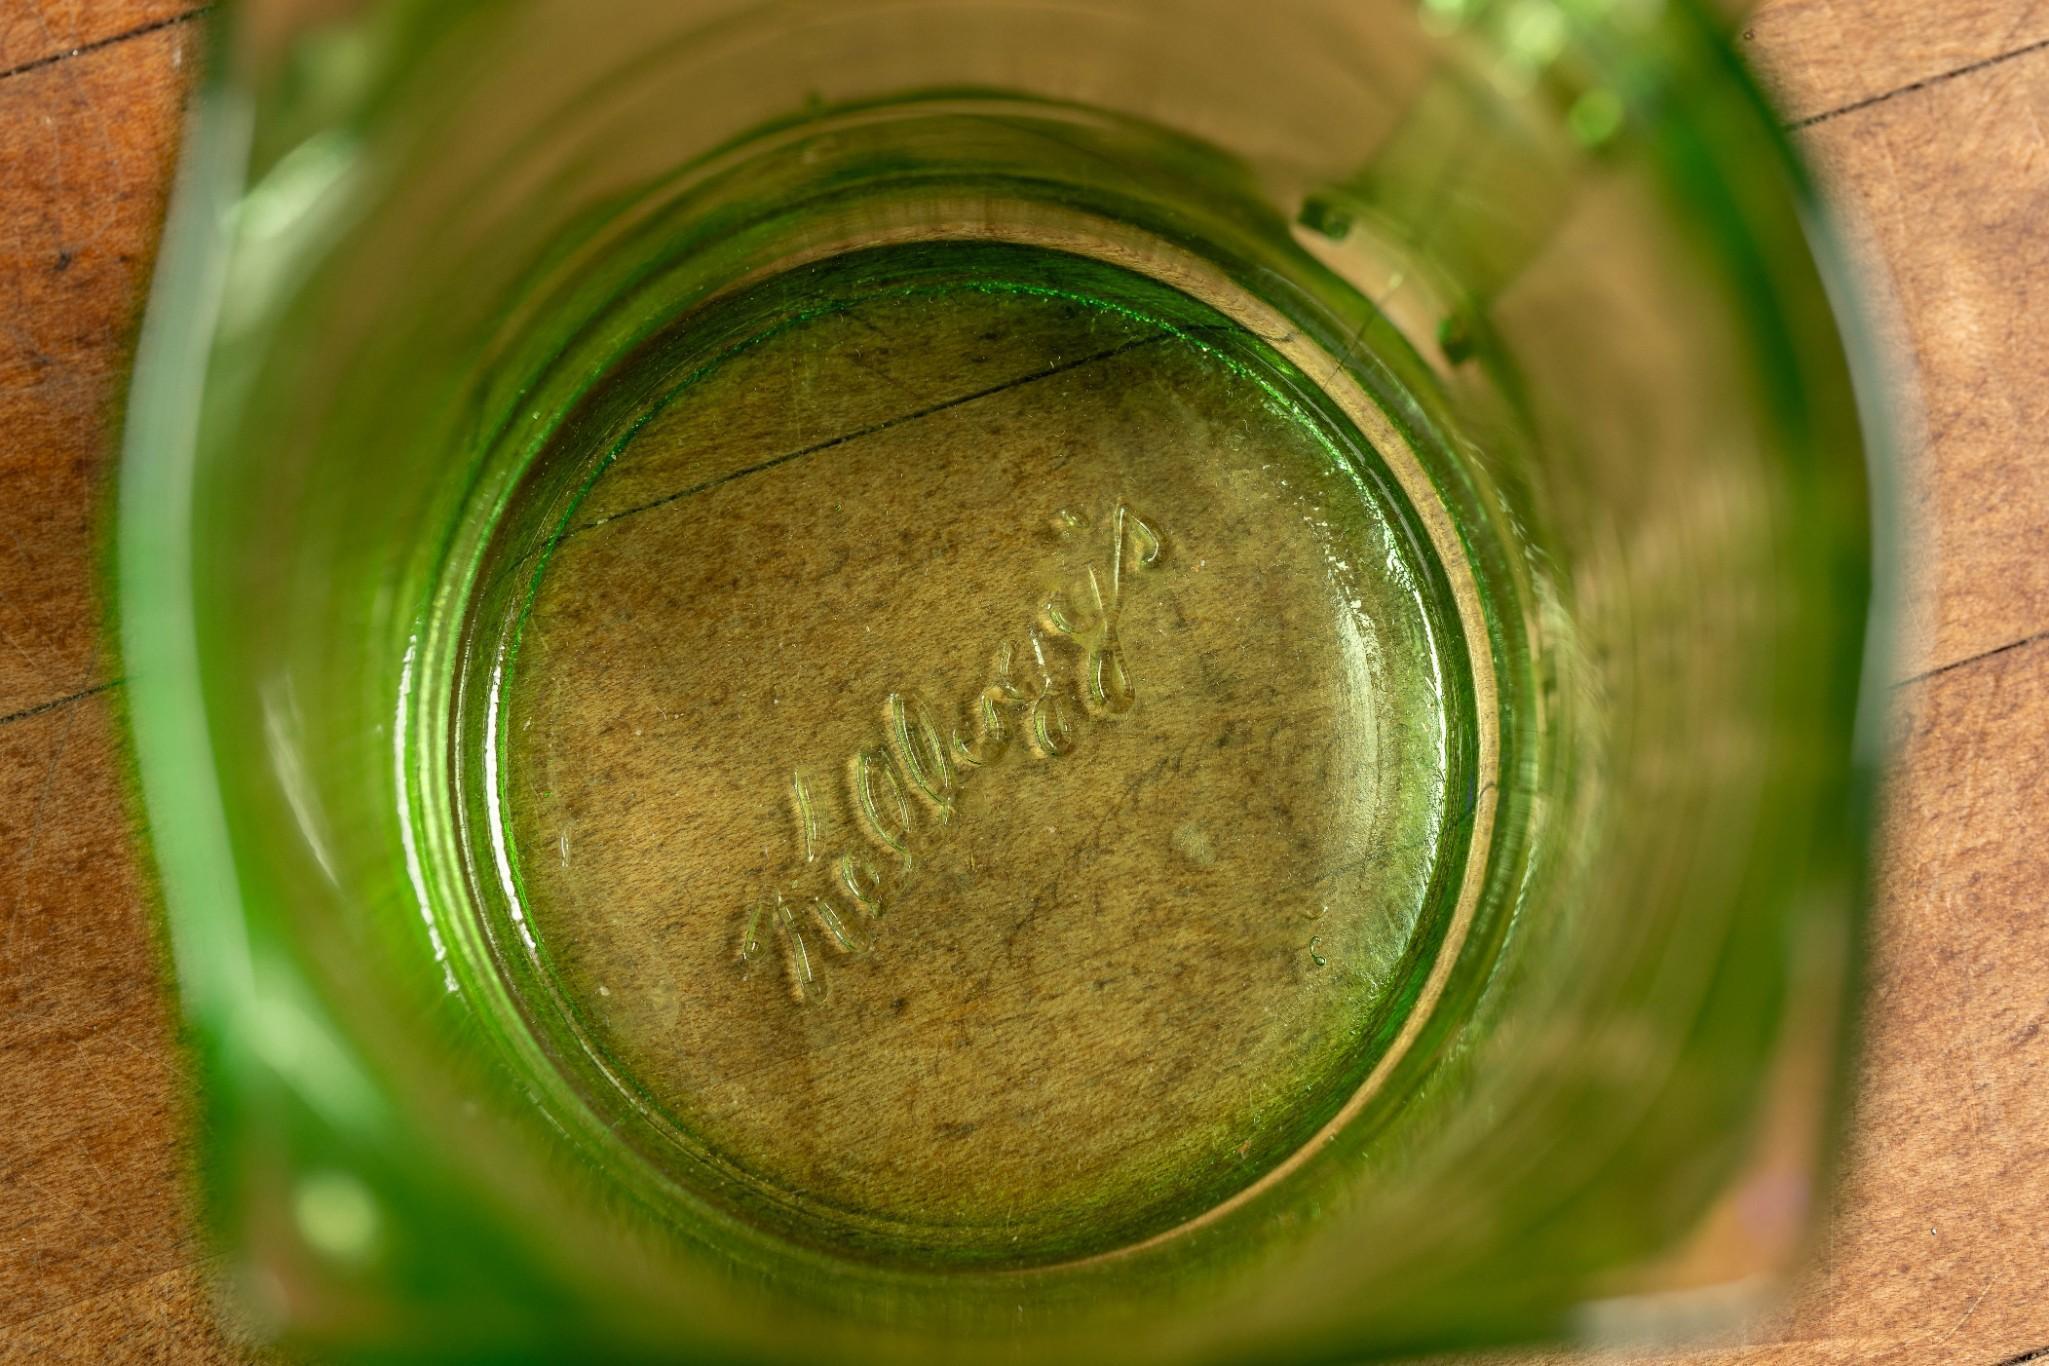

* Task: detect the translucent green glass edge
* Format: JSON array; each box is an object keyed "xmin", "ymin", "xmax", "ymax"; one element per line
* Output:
[
  {"xmin": 119, "ymin": 80, "xmax": 255, "ymax": 1052},
  {"xmin": 114, "ymin": 1, "xmax": 1894, "ymax": 1357},
  {"xmin": 1676, "ymin": 0, "xmax": 1893, "ymax": 1222}
]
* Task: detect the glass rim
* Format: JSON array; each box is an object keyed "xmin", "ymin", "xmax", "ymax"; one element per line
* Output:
[{"xmin": 112, "ymin": 0, "xmax": 1891, "ymax": 1350}]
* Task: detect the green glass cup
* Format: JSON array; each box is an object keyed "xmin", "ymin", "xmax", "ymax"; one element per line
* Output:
[{"xmin": 119, "ymin": 0, "xmax": 1885, "ymax": 1360}]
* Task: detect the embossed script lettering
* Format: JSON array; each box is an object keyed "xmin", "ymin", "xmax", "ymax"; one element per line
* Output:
[{"xmin": 737, "ymin": 504, "xmax": 1167, "ymax": 1002}]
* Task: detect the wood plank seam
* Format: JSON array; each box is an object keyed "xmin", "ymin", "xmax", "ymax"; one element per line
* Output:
[
  {"xmin": 1785, "ymin": 32, "xmax": 2049, "ymax": 129},
  {"xmin": 575, "ymin": 333, "xmax": 1173, "ymax": 536},
  {"xmin": 1897, "ymin": 627, "xmax": 2049, "ymax": 690},
  {"xmin": 0, "ymin": 6, "xmax": 211, "ymax": 86},
  {"xmin": 0, "ymin": 679, "xmax": 125, "ymax": 730}
]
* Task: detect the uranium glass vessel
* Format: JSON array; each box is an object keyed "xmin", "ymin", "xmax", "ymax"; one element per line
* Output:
[{"xmin": 119, "ymin": 0, "xmax": 1883, "ymax": 1360}]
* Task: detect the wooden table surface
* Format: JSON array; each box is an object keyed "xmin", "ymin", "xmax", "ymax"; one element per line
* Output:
[{"xmin": 1, "ymin": 3, "xmax": 2045, "ymax": 1362}]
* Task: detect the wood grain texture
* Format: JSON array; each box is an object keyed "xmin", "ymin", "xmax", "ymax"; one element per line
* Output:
[
  {"xmin": 0, "ymin": 18, "xmax": 248, "ymax": 1365},
  {"xmin": 1800, "ymin": 49, "xmax": 2049, "ymax": 681},
  {"xmin": 0, "ymin": 15, "xmax": 195, "ymax": 717},
  {"xmin": 1783, "ymin": 638, "xmax": 2049, "ymax": 1361},
  {"xmin": 1477, "ymin": 640, "xmax": 2049, "ymax": 1365},
  {"xmin": 1743, "ymin": 0, "xmax": 2049, "ymax": 125},
  {"xmin": 2, "ymin": 3, "xmax": 2046, "ymax": 1362},
  {"xmin": 0, "ymin": 4, "xmax": 203, "ymax": 78},
  {"xmin": 0, "ymin": 687, "xmax": 243, "ymax": 1356},
  {"xmin": 2, "ymin": 1262, "xmax": 248, "ymax": 1365},
  {"xmin": 0, "ymin": 698, "xmax": 173, "ymax": 1276}
]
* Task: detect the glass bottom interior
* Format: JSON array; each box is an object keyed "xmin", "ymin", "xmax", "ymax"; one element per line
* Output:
[{"xmin": 453, "ymin": 242, "xmax": 1484, "ymax": 1268}]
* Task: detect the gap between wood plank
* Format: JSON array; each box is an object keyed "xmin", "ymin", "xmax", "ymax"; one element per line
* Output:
[
  {"xmin": 573, "ymin": 333, "xmax": 1171, "ymax": 537},
  {"xmin": 1898, "ymin": 627, "xmax": 2049, "ymax": 689},
  {"xmin": 1787, "ymin": 33, "xmax": 2049, "ymax": 130},
  {"xmin": 0, "ymin": 6, "xmax": 211, "ymax": 85},
  {"xmin": 0, "ymin": 678, "xmax": 123, "ymax": 729}
]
